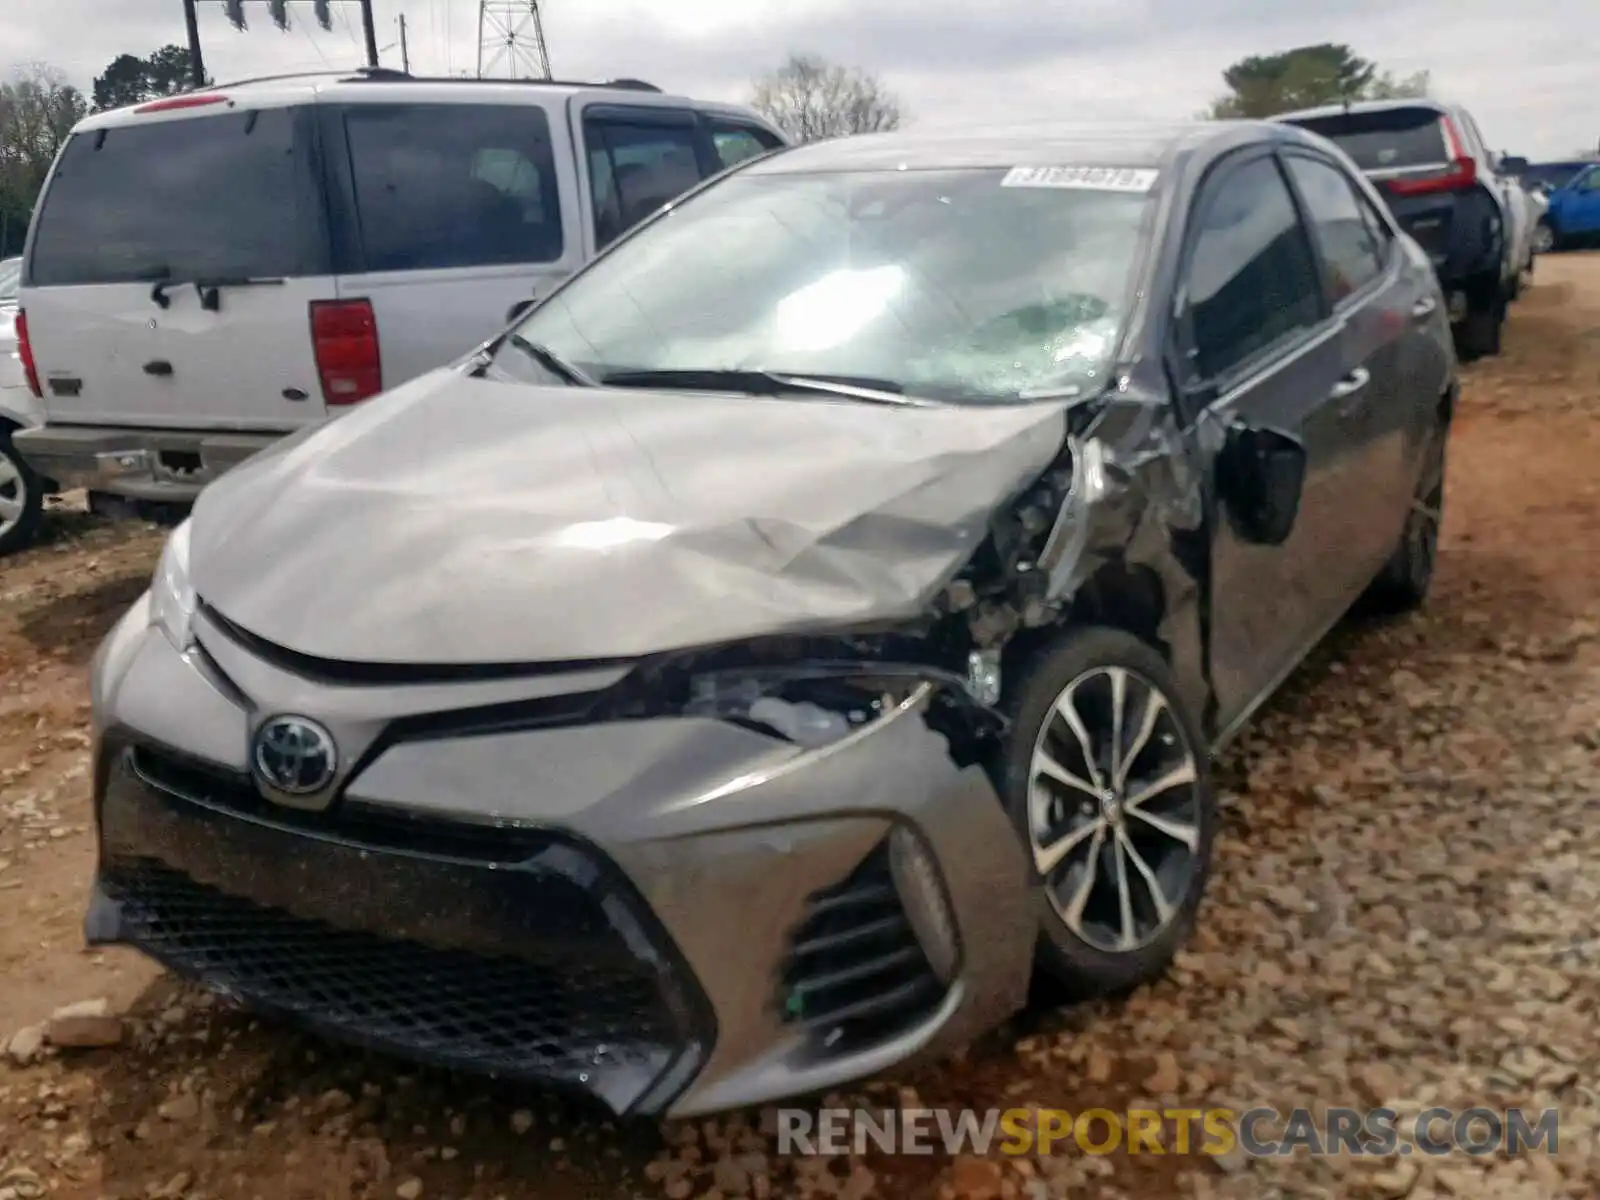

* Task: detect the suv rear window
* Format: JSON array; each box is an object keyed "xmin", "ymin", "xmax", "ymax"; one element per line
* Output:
[
  {"xmin": 1288, "ymin": 108, "xmax": 1448, "ymax": 173},
  {"xmin": 28, "ymin": 107, "xmax": 310, "ymax": 288},
  {"xmin": 343, "ymin": 103, "xmax": 565, "ymax": 272}
]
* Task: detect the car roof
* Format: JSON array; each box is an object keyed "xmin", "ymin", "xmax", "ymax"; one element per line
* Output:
[
  {"xmin": 1277, "ymin": 97, "xmax": 1451, "ymax": 123},
  {"xmin": 73, "ymin": 69, "xmax": 759, "ymax": 132},
  {"xmin": 744, "ymin": 120, "xmax": 1323, "ymax": 175}
]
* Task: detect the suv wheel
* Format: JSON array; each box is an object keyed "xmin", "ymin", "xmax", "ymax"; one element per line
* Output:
[
  {"xmin": 1532, "ymin": 221, "xmax": 1557, "ymax": 255},
  {"xmin": 0, "ymin": 428, "xmax": 44, "ymax": 557},
  {"xmin": 1003, "ymin": 627, "xmax": 1216, "ymax": 997}
]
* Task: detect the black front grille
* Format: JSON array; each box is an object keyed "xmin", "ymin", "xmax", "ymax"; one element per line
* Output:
[
  {"xmin": 103, "ymin": 860, "xmax": 686, "ymax": 1108},
  {"xmin": 130, "ymin": 746, "xmax": 546, "ymax": 864},
  {"xmin": 778, "ymin": 841, "xmax": 945, "ymax": 1048},
  {"xmin": 98, "ymin": 744, "xmax": 715, "ymax": 1116}
]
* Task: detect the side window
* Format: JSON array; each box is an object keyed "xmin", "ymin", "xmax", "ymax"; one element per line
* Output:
[
  {"xmin": 1183, "ymin": 155, "xmax": 1324, "ymax": 382},
  {"xmin": 1282, "ymin": 155, "xmax": 1385, "ymax": 302},
  {"xmin": 583, "ymin": 113, "xmax": 706, "ymax": 248},
  {"xmin": 707, "ymin": 120, "xmax": 782, "ymax": 169},
  {"xmin": 1357, "ymin": 191, "xmax": 1395, "ymax": 261},
  {"xmin": 1576, "ymin": 167, "xmax": 1600, "ymax": 192},
  {"xmin": 343, "ymin": 104, "xmax": 565, "ymax": 272}
]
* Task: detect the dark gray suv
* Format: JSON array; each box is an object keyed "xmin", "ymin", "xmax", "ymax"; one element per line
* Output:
[
  {"xmin": 85, "ymin": 119, "xmax": 1458, "ymax": 1117},
  {"xmin": 1278, "ymin": 99, "xmax": 1524, "ymax": 360}
]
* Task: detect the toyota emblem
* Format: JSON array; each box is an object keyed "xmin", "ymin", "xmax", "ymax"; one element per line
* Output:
[{"xmin": 253, "ymin": 715, "xmax": 338, "ymax": 797}]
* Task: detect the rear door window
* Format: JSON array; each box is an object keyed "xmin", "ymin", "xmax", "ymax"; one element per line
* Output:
[
  {"xmin": 707, "ymin": 119, "xmax": 783, "ymax": 169},
  {"xmin": 583, "ymin": 110, "xmax": 711, "ymax": 248},
  {"xmin": 1289, "ymin": 108, "xmax": 1447, "ymax": 172},
  {"xmin": 343, "ymin": 103, "xmax": 564, "ymax": 272},
  {"xmin": 28, "ymin": 107, "xmax": 313, "ymax": 287},
  {"xmin": 1282, "ymin": 154, "xmax": 1385, "ymax": 302}
]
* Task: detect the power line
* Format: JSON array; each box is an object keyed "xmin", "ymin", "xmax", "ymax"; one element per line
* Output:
[{"xmin": 202, "ymin": 1, "xmax": 380, "ymax": 80}]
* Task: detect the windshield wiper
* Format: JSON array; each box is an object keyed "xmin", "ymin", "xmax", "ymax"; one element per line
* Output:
[
  {"xmin": 487, "ymin": 332, "xmax": 598, "ymax": 387},
  {"xmin": 599, "ymin": 368, "xmax": 933, "ymax": 406}
]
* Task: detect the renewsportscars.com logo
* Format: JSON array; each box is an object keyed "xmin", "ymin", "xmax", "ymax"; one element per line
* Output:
[{"xmin": 775, "ymin": 1106, "xmax": 1561, "ymax": 1158}]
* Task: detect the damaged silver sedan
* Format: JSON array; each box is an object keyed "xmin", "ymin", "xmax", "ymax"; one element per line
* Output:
[{"xmin": 85, "ymin": 120, "xmax": 1457, "ymax": 1117}]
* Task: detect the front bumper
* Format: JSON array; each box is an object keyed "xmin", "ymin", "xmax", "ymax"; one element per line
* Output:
[
  {"xmin": 14, "ymin": 425, "xmax": 282, "ymax": 501},
  {"xmin": 86, "ymin": 605, "xmax": 1036, "ymax": 1118}
]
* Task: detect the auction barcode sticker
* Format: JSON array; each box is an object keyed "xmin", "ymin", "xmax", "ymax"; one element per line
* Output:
[{"xmin": 1002, "ymin": 166, "xmax": 1160, "ymax": 192}]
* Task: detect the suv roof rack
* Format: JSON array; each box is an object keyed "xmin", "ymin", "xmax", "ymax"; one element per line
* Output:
[
  {"xmin": 191, "ymin": 67, "xmax": 369, "ymax": 92},
  {"xmin": 194, "ymin": 67, "xmax": 661, "ymax": 95},
  {"xmin": 344, "ymin": 71, "xmax": 663, "ymax": 92}
]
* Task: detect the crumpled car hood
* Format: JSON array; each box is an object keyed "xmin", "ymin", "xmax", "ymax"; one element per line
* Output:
[{"xmin": 191, "ymin": 369, "xmax": 1070, "ymax": 664}]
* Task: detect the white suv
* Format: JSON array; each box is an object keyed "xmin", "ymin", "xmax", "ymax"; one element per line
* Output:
[{"xmin": 12, "ymin": 68, "xmax": 785, "ymax": 515}]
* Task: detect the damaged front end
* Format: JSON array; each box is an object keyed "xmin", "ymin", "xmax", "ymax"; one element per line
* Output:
[{"xmin": 601, "ymin": 382, "xmax": 1209, "ymax": 777}]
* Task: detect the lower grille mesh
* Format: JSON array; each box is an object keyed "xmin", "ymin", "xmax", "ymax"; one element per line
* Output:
[{"xmin": 103, "ymin": 861, "xmax": 679, "ymax": 1085}]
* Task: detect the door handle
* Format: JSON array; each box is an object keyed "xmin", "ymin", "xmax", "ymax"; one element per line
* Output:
[
  {"xmin": 1411, "ymin": 295, "xmax": 1438, "ymax": 320},
  {"xmin": 1329, "ymin": 366, "xmax": 1370, "ymax": 402}
]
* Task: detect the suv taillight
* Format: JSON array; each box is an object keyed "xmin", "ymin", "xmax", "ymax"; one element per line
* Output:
[
  {"xmin": 310, "ymin": 299, "xmax": 382, "ymax": 405},
  {"xmin": 14, "ymin": 309, "xmax": 41, "ymax": 399},
  {"xmin": 1384, "ymin": 116, "xmax": 1478, "ymax": 197}
]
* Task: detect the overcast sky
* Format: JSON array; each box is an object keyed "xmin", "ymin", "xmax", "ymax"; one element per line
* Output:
[{"xmin": 2, "ymin": 0, "xmax": 1595, "ymax": 159}]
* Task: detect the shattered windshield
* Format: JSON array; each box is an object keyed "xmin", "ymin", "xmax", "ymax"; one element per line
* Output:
[{"xmin": 507, "ymin": 167, "xmax": 1153, "ymax": 404}]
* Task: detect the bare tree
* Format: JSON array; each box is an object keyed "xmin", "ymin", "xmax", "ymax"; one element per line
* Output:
[
  {"xmin": 751, "ymin": 53, "xmax": 905, "ymax": 143},
  {"xmin": 0, "ymin": 63, "xmax": 87, "ymax": 254}
]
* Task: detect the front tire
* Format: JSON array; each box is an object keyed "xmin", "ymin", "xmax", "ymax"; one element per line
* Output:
[
  {"xmin": 1002, "ymin": 627, "xmax": 1216, "ymax": 997},
  {"xmin": 0, "ymin": 429, "xmax": 44, "ymax": 557},
  {"xmin": 1532, "ymin": 220, "xmax": 1557, "ymax": 255}
]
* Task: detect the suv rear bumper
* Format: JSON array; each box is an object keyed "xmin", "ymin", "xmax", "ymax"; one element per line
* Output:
[{"xmin": 13, "ymin": 425, "xmax": 283, "ymax": 502}]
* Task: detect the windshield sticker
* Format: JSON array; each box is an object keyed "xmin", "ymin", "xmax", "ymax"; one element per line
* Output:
[{"xmin": 1002, "ymin": 166, "xmax": 1159, "ymax": 193}]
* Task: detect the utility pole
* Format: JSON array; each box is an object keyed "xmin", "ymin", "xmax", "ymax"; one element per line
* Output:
[
  {"xmin": 357, "ymin": 0, "xmax": 379, "ymax": 69},
  {"xmin": 183, "ymin": 0, "xmax": 206, "ymax": 87},
  {"xmin": 398, "ymin": 13, "xmax": 410, "ymax": 73},
  {"xmin": 477, "ymin": 1, "xmax": 552, "ymax": 80}
]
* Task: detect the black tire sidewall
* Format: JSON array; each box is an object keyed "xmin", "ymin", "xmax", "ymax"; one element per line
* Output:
[
  {"xmin": 0, "ymin": 432, "xmax": 43, "ymax": 557},
  {"xmin": 1000, "ymin": 626, "xmax": 1217, "ymax": 997}
]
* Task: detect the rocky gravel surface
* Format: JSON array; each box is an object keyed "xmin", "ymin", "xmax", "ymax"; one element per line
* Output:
[{"xmin": 2, "ymin": 257, "xmax": 1599, "ymax": 1200}]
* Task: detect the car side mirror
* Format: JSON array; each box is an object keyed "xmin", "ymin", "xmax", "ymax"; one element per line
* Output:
[
  {"xmin": 1500, "ymin": 154, "xmax": 1529, "ymax": 175},
  {"xmin": 1219, "ymin": 421, "xmax": 1306, "ymax": 546}
]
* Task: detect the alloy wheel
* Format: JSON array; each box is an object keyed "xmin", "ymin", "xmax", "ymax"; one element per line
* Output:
[
  {"xmin": 1026, "ymin": 666, "xmax": 1202, "ymax": 954},
  {"xmin": 0, "ymin": 447, "xmax": 28, "ymax": 541},
  {"xmin": 1407, "ymin": 435, "xmax": 1445, "ymax": 591},
  {"xmin": 1532, "ymin": 224, "xmax": 1555, "ymax": 255}
]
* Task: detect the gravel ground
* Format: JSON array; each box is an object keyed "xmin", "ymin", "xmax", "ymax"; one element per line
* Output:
[{"xmin": 2, "ymin": 255, "xmax": 1598, "ymax": 1200}]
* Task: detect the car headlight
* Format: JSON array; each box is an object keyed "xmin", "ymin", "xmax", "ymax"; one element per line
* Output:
[
  {"xmin": 150, "ymin": 519, "xmax": 197, "ymax": 652},
  {"xmin": 681, "ymin": 669, "xmax": 925, "ymax": 749}
]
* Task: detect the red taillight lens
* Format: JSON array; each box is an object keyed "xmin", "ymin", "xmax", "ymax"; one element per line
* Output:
[
  {"xmin": 1382, "ymin": 116, "xmax": 1478, "ymax": 196},
  {"xmin": 309, "ymin": 299, "xmax": 382, "ymax": 405},
  {"xmin": 14, "ymin": 309, "xmax": 42, "ymax": 399}
]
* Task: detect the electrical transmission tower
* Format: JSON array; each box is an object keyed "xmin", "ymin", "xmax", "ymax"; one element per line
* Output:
[{"xmin": 476, "ymin": 1, "xmax": 551, "ymax": 80}]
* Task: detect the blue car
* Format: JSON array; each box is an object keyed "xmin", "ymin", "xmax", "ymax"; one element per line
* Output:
[{"xmin": 1532, "ymin": 162, "xmax": 1600, "ymax": 252}]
